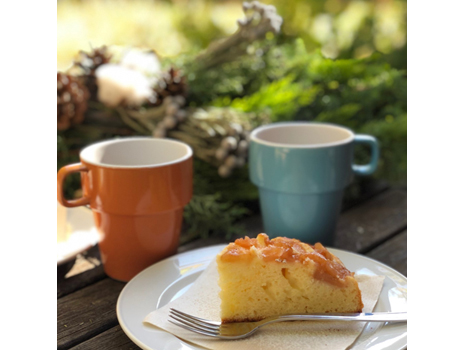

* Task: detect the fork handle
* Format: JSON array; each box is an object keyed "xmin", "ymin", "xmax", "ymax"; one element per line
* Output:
[{"xmin": 274, "ymin": 312, "xmax": 407, "ymax": 323}]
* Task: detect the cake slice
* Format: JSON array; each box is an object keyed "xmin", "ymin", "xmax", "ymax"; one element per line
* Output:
[{"xmin": 216, "ymin": 233, "xmax": 363, "ymax": 323}]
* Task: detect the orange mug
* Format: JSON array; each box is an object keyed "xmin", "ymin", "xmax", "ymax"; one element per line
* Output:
[{"xmin": 57, "ymin": 137, "xmax": 193, "ymax": 281}]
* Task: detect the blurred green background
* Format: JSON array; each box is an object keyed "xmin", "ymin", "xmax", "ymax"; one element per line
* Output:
[
  {"xmin": 58, "ymin": 0, "xmax": 406, "ymax": 240},
  {"xmin": 58, "ymin": 0, "xmax": 406, "ymax": 70},
  {"xmin": 58, "ymin": 0, "xmax": 406, "ymax": 178}
]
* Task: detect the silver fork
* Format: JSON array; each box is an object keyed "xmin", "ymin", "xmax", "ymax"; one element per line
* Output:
[{"xmin": 168, "ymin": 308, "xmax": 407, "ymax": 339}]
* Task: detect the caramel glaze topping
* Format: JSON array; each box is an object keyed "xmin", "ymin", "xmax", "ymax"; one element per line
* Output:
[{"xmin": 221, "ymin": 233, "xmax": 354, "ymax": 287}]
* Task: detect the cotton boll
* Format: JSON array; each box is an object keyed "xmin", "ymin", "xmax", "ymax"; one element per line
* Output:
[
  {"xmin": 95, "ymin": 64, "xmax": 126, "ymax": 107},
  {"xmin": 96, "ymin": 64, "xmax": 153, "ymax": 108},
  {"xmin": 120, "ymin": 49, "xmax": 161, "ymax": 79},
  {"xmin": 128, "ymin": 77, "xmax": 153, "ymax": 107}
]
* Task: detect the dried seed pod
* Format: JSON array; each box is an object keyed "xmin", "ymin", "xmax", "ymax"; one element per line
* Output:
[
  {"xmin": 175, "ymin": 109, "xmax": 187, "ymax": 122},
  {"xmin": 215, "ymin": 148, "xmax": 228, "ymax": 161},
  {"xmin": 57, "ymin": 72, "xmax": 89, "ymax": 131},
  {"xmin": 162, "ymin": 115, "xmax": 178, "ymax": 129},
  {"xmin": 163, "ymin": 96, "xmax": 174, "ymax": 105},
  {"xmin": 173, "ymin": 95, "xmax": 186, "ymax": 106},
  {"xmin": 243, "ymin": 131, "xmax": 251, "ymax": 142},
  {"xmin": 237, "ymin": 139, "xmax": 248, "ymax": 156},
  {"xmin": 228, "ymin": 123, "xmax": 243, "ymax": 136},
  {"xmin": 153, "ymin": 127, "xmax": 166, "ymax": 138},
  {"xmin": 235, "ymin": 156, "xmax": 246, "ymax": 168},
  {"xmin": 218, "ymin": 164, "xmax": 232, "ymax": 178},
  {"xmin": 165, "ymin": 103, "xmax": 179, "ymax": 116},
  {"xmin": 220, "ymin": 136, "xmax": 238, "ymax": 151},
  {"xmin": 224, "ymin": 155, "xmax": 237, "ymax": 168}
]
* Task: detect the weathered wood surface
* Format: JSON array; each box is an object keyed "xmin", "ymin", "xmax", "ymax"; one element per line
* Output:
[
  {"xmin": 334, "ymin": 189, "xmax": 407, "ymax": 253},
  {"xmin": 57, "ymin": 278, "xmax": 125, "ymax": 349},
  {"xmin": 366, "ymin": 229, "xmax": 407, "ymax": 276},
  {"xmin": 57, "ymin": 244, "xmax": 105, "ymax": 299},
  {"xmin": 69, "ymin": 325, "xmax": 137, "ymax": 350},
  {"xmin": 57, "ymin": 187, "xmax": 407, "ymax": 349}
]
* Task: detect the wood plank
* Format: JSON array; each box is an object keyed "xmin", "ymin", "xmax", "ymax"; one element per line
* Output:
[
  {"xmin": 334, "ymin": 189, "xmax": 407, "ymax": 253},
  {"xmin": 182, "ymin": 188, "xmax": 406, "ymax": 256},
  {"xmin": 58, "ymin": 265, "xmax": 106, "ymax": 300},
  {"xmin": 57, "ymin": 278, "xmax": 125, "ymax": 349},
  {"xmin": 58, "ymin": 245, "xmax": 107, "ymax": 299},
  {"xmin": 341, "ymin": 179, "xmax": 389, "ymax": 211},
  {"xmin": 69, "ymin": 325, "xmax": 141, "ymax": 350},
  {"xmin": 366, "ymin": 230, "xmax": 407, "ymax": 276}
]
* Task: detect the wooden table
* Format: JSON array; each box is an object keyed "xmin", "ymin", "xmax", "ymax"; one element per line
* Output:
[{"xmin": 57, "ymin": 184, "xmax": 407, "ymax": 349}]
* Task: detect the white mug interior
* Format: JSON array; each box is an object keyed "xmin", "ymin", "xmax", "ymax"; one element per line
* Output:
[
  {"xmin": 80, "ymin": 137, "xmax": 192, "ymax": 168},
  {"xmin": 251, "ymin": 122, "xmax": 354, "ymax": 148}
]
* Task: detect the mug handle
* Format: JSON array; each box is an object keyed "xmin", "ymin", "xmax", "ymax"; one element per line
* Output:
[
  {"xmin": 57, "ymin": 163, "xmax": 90, "ymax": 207},
  {"xmin": 352, "ymin": 135, "xmax": 379, "ymax": 176}
]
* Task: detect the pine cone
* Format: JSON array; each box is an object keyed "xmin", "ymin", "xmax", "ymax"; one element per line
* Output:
[
  {"xmin": 57, "ymin": 73, "xmax": 90, "ymax": 131},
  {"xmin": 149, "ymin": 67, "xmax": 188, "ymax": 106},
  {"xmin": 74, "ymin": 46, "xmax": 112, "ymax": 100}
]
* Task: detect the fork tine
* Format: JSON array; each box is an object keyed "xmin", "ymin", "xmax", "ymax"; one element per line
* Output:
[
  {"xmin": 168, "ymin": 319, "xmax": 219, "ymax": 338},
  {"xmin": 169, "ymin": 313, "xmax": 220, "ymax": 333},
  {"xmin": 170, "ymin": 308, "xmax": 221, "ymax": 326}
]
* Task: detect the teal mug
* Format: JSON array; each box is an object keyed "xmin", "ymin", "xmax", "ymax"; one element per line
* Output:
[{"xmin": 249, "ymin": 122, "xmax": 379, "ymax": 245}]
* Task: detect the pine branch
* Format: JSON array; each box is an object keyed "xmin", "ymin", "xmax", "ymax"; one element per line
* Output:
[{"xmin": 194, "ymin": 1, "xmax": 282, "ymax": 70}]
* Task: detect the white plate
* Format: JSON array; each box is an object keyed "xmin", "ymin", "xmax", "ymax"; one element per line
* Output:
[
  {"xmin": 117, "ymin": 245, "xmax": 407, "ymax": 350},
  {"xmin": 57, "ymin": 206, "xmax": 99, "ymax": 265}
]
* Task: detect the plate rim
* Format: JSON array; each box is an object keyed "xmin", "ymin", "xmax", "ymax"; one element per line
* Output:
[
  {"xmin": 117, "ymin": 244, "xmax": 226, "ymax": 350},
  {"xmin": 117, "ymin": 244, "xmax": 407, "ymax": 350}
]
